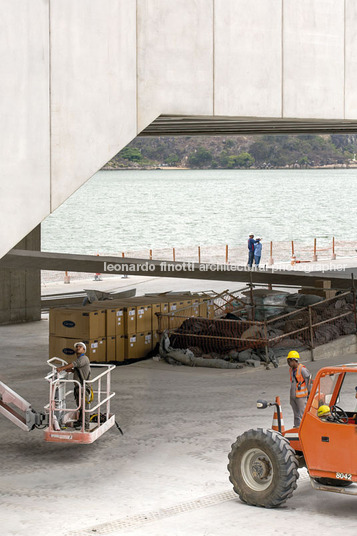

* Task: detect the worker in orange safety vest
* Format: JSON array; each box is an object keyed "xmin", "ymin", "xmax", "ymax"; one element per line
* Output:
[{"xmin": 287, "ymin": 350, "xmax": 312, "ymax": 428}]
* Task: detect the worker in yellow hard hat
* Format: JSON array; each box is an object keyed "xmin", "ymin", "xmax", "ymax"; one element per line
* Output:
[
  {"xmin": 287, "ymin": 350, "xmax": 312, "ymax": 428},
  {"xmin": 317, "ymin": 405, "xmax": 334, "ymax": 422}
]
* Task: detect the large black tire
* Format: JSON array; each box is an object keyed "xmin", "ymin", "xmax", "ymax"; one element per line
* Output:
[
  {"xmin": 314, "ymin": 477, "xmax": 352, "ymax": 488},
  {"xmin": 228, "ymin": 428, "xmax": 299, "ymax": 508}
]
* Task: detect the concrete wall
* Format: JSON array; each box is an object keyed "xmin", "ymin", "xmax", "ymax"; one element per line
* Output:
[
  {"xmin": 1, "ymin": 0, "xmax": 357, "ymax": 261},
  {"xmin": 0, "ymin": 1, "xmax": 50, "ymax": 261},
  {"xmin": 137, "ymin": 0, "xmax": 214, "ymax": 131},
  {"xmin": 284, "ymin": 0, "xmax": 344, "ymax": 119},
  {"xmin": 0, "ymin": 226, "xmax": 41, "ymax": 324},
  {"xmin": 345, "ymin": 0, "xmax": 357, "ymax": 117},
  {"xmin": 300, "ymin": 334, "xmax": 357, "ymax": 363},
  {"xmin": 215, "ymin": 0, "xmax": 282, "ymax": 117},
  {"xmin": 50, "ymin": 0, "xmax": 137, "ymax": 210}
]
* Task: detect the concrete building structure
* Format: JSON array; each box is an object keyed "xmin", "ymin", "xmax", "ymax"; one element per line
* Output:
[
  {"xmin": 1, "ymin": 0, "xmax": 357, "ymax": 322},
  {"xmin": 0, "ymin": 227, "xmax": 41, "ymax": 324}
]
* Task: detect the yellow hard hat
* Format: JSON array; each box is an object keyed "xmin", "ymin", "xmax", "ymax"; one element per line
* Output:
[
  {"xmin": 287, "ymin": 350, "xmax": 300, "ymax": 360},
  {"xmin": 317, "ymin": 405, "xmax": 331, "ymax": 417}
]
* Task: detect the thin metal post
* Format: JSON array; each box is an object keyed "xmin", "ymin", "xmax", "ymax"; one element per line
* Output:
[
  {"xmin": 198, "ymin": 246, "xmax": 201, "ymax": 263},
  {"xmin": 106, "ymin": 370, "xmax": 110, "ymax": 420},
  {"xmin": 82, "ymin": 383, "xmax": 86, "ymax": 429},
  {"xmin": 313, "ymin": 238, "xmax": 317, "ymax": 261},
  {"xmin": 149, "ymin": 249, "xmax": 153, "ymax": 260},
  {"xmin": 332, "ymin": 236, "xmax": 336, "ymax": 260},
  {"xmin": 121, "ymin": 252, "xmax": 128, "ymax": 278},
  {"xmin": 351, "ymin": 274, "xmax": 357, "ymax": 333},
  {"xmin": 308, "ymin": 306, "xmax": 315, "ymax": 361},
  {"xmin": 225, "ymin": 244, "xmax": 229, "ymax": 263},
  {"xmin": 98, "ymin": 377, "xmax": 102, "ymax": 424},
  {"xmin": 269, "ymin": 241, "xmax": 274, "ymax": 265},
  {"xmin": 264, "ymin": 320, "xmax": 270, "ymax": 365},
  {"xmin": 173, "ymin": 248, "xmax": 175, "ymax": 262},
  {"xmin": 291, "ymin": 240, "xmax": 294, "ymax": 256},
  {"xmin": 49, "ymin": 382, "xmax": 54, "ymax": 430},
  {"xmin": 249, "ymin": 271, "xmax": 254, "ymax": 321}
]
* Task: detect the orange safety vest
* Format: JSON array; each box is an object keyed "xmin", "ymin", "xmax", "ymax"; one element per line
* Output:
[{"xmin": 290, "ymin": 363, "xmax": 309, "ymax": 398}]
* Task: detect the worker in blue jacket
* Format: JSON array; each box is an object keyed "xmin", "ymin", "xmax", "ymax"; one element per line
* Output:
[
  {"xmin": 247, "ymin": 234, "xmax": 255, "ymax": 268},
  {"xmin": 254, "ymin": 238, "xmax": 262, "ymax": 266}
]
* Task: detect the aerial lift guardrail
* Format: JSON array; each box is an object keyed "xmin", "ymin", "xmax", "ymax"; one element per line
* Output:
[{"xmin": 0, "ymin": 358, "xmax": 121, "ymax": 444}]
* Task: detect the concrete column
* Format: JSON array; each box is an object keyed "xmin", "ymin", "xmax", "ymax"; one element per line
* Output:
[{"xmin": 0, "ymin": 225, "xmax": 41, "ymax": 324}]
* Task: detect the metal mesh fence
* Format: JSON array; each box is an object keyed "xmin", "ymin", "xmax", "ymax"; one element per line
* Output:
[
  {"xmin": 169, "ymin": 317, "xmax": 266, "ymax": 355},
  {"xmin": 159, "ymin": 290, "xmax": 357, "ymax": 363}
]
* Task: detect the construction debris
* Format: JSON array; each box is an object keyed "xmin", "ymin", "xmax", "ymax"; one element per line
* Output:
[
  {"xmin": 159, "ymin": 332, "xmax": 243, "ymax": 369},
  {"xmin": 156, "ymin": 287, "xmax": 356, "ymax": 370}
]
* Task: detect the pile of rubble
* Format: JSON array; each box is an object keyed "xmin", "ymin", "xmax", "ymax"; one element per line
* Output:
[{"xmin": 156, "ymin": 289, "xmax": 356, "ymax": 370}]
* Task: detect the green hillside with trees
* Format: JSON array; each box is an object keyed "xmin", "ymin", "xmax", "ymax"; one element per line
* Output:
[{"xmin": 104, "ymin": 134, "xmax": 357, "ymax": 170}]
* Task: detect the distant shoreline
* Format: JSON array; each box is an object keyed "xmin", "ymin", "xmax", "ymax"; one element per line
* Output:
[{"xmin": 102, "ymin": 164, "xmax": 357, "ymax": 171}]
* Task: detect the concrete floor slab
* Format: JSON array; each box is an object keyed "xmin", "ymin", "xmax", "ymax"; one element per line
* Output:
[{"xmin": 0, "ymin": 313, "xmax": 356, "ymax": 535}]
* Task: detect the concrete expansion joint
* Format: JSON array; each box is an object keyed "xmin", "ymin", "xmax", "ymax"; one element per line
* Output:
[{"xmin": 66, "ymin": 489, "xmax": 236, "ymax": 535}]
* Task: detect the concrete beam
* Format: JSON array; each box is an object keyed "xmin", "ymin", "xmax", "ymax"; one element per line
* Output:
[
  {"xmin": 140, "ymin": 115, "xmax": 357, "ymax": 137},
  {"xmin": 0, "ymin": 249, "xmax": 355, "ymax": 290}
]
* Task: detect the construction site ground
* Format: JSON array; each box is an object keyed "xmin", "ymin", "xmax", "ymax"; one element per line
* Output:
[{"xmin": 1, "ymin": 275, "xmax": 357, "ymax": 536}]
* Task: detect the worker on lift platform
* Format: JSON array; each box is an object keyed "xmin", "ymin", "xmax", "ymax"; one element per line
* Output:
[{"xmin": 56, "ymin": 342, "xmax": 91, "ymax": 429}]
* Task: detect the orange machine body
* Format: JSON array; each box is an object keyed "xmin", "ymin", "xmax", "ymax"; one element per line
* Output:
[{"xmin": 283, "ymin": 364, "xmax": 357, "ymax": 483}]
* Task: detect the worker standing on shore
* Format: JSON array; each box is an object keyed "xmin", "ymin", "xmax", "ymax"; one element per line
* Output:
[
  {"xmin": 247, "ymin": 234, "xmax": 255, "ymax": 268},
  {"xmin": 287, "ymin": 350, "xmax": 312, "ymax": 427},
  {"xmin": 254, "ymin": 238, "xmax": 262, "ymax": 267}
]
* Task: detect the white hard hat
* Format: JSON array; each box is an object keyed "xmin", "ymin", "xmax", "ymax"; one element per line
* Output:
[{"xmin": 74, "ymin": 341, "xmax": 86, "ymax": 352}]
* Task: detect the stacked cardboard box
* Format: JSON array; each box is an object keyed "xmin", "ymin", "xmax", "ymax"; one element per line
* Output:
[
  {"xmin": 97, "ymin": 298, "xmax": 151, "ymax": 361},
  {"xmin": 92, "ymin": 300, "xmax": 137, "ymax": 361},
  {"xmin": 49, "ymin": 293, "xmax": 215, "ymax": 363},
  {"xmin": 191, "ymin": 297, "xmax": 200, "ymax": 317},
  {"xmin": 49, "ymin": 306, "xmax": 106, "ymax": 362},
  {"xmin": 100, "ymin": 303, "xmax": 125, "ymax": 362}
]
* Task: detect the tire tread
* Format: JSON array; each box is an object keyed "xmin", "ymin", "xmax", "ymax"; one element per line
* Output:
[{"xmin": 227, "ymin": 428, "xmax": 299, "ymax": 508}]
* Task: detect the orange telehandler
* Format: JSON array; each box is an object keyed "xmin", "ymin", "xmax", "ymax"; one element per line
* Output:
[{"xmin": 228, "ymin": 363, "xmax": 357, "ymax": 507}]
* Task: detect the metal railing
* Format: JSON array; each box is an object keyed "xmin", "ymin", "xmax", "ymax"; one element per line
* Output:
[
  {"xmin": 45, "ymin": 360, "xmax": 115, "ymax": 432},
  {"xmin": 157, "ymin": 289, "xmax": 357, "ymax": 364}
]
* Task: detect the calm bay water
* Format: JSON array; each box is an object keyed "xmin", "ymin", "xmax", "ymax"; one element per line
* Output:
[{"xmin": 42, "ymin": 169, "xmax": 356, "ymax": 255}]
